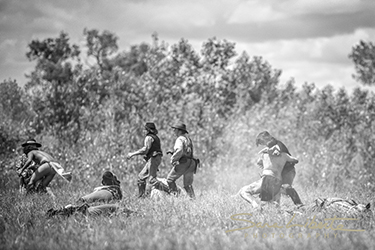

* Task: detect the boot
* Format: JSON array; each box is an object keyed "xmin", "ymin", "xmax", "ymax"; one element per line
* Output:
[
  {"xmin": 137, "ymin": 183, "xmax": 146, "ymax": 198},
  {"xmin": 184, "ymin": 185, "xmax": 195, "ymax": 199},
  {"xmin": 26, "ymin": 183, "xmax": 36, "ymax": 195},
  {"xmin": 167, "ymin": 181, "xmax": 178, "ymax": 196},
  {"xmin": 150, "ymin": 178, "xmax": 170, "ymax": 194},
  {"xmin": 285, "ymin": 187, "xmax": 303, "ymax": 205},
  {"xmin": 153, "ymin": 181, "xmax": 170, "ymax": 194}
]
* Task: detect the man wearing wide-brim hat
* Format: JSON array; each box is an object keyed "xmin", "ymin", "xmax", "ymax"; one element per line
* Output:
[
  {"xmin": 127, "ymin": 122, "xmax": 164, "ymax": 198},
  {"xmin": 166, "ymin": 123, "xmax": 197, "ymax": 199},
  {"xmin": 18, "ymin": 139, "xmax": 72, "ymax": 193}
]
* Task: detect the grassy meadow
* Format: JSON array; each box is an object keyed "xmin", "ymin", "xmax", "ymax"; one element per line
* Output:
[
  {"xmin": 1, "ymin": 27, "xmax": 375, "ymax": 250},
  {"xmin": 1, "ymin": 163, "xmax": 374, "ymax": 250}
]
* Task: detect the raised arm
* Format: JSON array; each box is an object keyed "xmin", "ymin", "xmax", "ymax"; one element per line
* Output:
[
  {"xmin": 284, "ymin": 153, "xmax": 299, "ymax": 164},
  {"xmin": 258, "ymin": 145, "xmax": 281, "ymax": 156}
]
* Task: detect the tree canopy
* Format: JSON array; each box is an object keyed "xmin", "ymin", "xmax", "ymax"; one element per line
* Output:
[{"xmin": 1, "ymin": 29, "xmax": 375, "ymax": 191}]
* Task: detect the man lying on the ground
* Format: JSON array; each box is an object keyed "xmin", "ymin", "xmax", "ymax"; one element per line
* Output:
[
  {"xmin": 149, "ymin": 177, "xmax": 185, "ymax": 200},
  {"xmin": 297, "ymin": 197, "xmax": 371, "ymax": 217},
  {"xmin": 238, "ymin": 146, "xmax": 299, "ymax": 208},
  {"xmin": 78, "ymin": 171, "xmax": 122, "ymax": 203},
  {"xmin": 47, "ymin": 170, "xmax": 126, "ymax": 217}
]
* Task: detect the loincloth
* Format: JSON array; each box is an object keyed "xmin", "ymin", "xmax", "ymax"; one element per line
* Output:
[{"xmin": 259, "ymin": 175, "xmax": 282, "ymax": 202}]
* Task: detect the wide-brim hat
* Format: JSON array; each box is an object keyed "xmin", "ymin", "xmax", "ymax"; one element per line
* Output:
[
  {"xmin": 145, "ymin": 122, "xmax": 158, "ymax": 134},
  {"xmin": 22, "ymin": 139, "xmax": 42, "ymax": 148},
  {"xmin": 171, "ymin": 123, "xmax": 188, "ymax": 134}
]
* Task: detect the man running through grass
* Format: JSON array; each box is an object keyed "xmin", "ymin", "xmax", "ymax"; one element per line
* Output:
[
  {"xmin": 127, "ymin": 122, "xmax": 166, "ymax": 198},
  {"xmin": 166, "ymin": 123, "xmax": 198, "ymax": 199}
]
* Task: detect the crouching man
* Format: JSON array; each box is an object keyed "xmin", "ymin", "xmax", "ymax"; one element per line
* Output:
[
  {"xmin": 239, "ymin": 145, "xmax": 299, "ymax": 208},
  {"xmin": 18, "ymin": 139, "xmax": 72, "ymax": 193}
]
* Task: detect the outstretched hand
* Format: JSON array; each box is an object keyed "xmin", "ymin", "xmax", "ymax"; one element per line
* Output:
[{"xmin": 126, "ymin": 153, "xmax": 133, "ymax": 160}]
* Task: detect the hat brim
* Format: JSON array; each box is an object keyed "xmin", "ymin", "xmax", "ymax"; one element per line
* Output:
[
  {"xmin": 22, "ymin": 142, "xmax": 42, "ymax": 147},
  {"xmin": 145, "ymin": 126, "xmax": 158, "ymax": 133},
  {"xmin": 171, "ymin": 126, "xmax": 188, "ymax": 134}
]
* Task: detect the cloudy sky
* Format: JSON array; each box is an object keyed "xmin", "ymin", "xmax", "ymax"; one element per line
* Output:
[{"xmin": 1, "ymin": 0, "xmax": 375, "ymax": 92}]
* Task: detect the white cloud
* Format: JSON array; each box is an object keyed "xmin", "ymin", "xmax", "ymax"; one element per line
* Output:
[
  {"xmin": 280, "ymin": 0, "xmax": 366, "ymax": 15},
  {"xmin": 0, "ymin": 0, "xmax": 374, "ymax": 91},
  {"xmin": 234, "ymin": 27, "xmax": 375, "ymax": 92},
  {"xmin": 121, "ymin": 0, "xmax": 225, "ymax": 29},
  {"xmin": 0, "ymin": 39, "xmax": 17, "ymax": 48},
  {"xmin": 37, "ymin": 2, "xmax": 74, "ymax": 21},
  {"xmin": 236, "ymin": 28, "xmax": 375, "ymax": 63},
  {"xmin": 226, "ymin": 0, "xmax": 369, "ymax": 25},
  {"xmin": 228, "ymin": 1, "xmax": 286, "ymax": 23}
]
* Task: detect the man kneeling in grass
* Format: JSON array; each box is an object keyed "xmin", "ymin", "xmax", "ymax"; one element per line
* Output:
[
  {"xmin": 18, "ymin": 139, "xmax": 72, "ymax": 194},
  {"xmin": 239, "ymin": 145, "xmax": 299, "ymax": 209}
]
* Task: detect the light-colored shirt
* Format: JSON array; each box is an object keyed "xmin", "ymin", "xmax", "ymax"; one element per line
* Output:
[
  {"xmin": 171, "ymin": 135, "xmax": 192, "ymax": 164},
  {"xmin": 132, "ymin": 135, "xmax": 154, "ymax": 156}
]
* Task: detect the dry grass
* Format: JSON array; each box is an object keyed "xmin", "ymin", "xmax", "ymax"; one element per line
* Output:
[{"xmin": 1, "ymin": 169, "xmax": 374, "ymax": 250}]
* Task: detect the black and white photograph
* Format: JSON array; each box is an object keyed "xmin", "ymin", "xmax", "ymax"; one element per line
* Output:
[{"xmin": 1, "ymin": 0, "xmax": 375, "ymax": 249}]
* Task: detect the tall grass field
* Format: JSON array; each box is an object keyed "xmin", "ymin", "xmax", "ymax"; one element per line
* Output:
[{"xmin": 1, "ymin": 164, "xmax": 374, "ymax": 250}]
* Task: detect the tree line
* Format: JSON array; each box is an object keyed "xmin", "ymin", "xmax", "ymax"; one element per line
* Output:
[{"xmin": 1, "ymin": 29, "xmax": 374, "ymax": 191}]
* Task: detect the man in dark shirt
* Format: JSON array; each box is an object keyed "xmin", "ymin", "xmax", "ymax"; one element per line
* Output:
[
  {"xmin": 127, "ymin": 122, "xmax": 164, "ymax": 198},
  {"xmin": 255, "ymin": 131, "xmax": 303, "ymax": 206}
]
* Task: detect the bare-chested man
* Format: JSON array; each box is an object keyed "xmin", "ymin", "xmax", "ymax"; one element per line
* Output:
[
  {"xmin": 19, "ymin": 139, "xmax": 71, "ymax": 193},
  {"xmin": 255, "ymin": 131, "xmax": 303, "ymax": 206},
  {"xmin": 239, "ymin": 145, "xmax": 298, "ymax": 208}
]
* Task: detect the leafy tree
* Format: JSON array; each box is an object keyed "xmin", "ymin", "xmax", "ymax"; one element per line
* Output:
[
  {"xmin": 14, "ymin": 29, "xmax": 375, "ymax": 192},
  {"xmin": 0, "ymin": 79, "xmax": 32, "ymax": 158},
  {"xmin": 113, "ymin": 44, "xmax": 149, "ymax": 76},
  {"xmin": 84, "ymin": 28, "xmax": 118, "ymax": 72},
  {"xmin": 229, "ymin": 52, "xmax": 281, "ymax": 112},
  {"xmin": 25, "ymin": 32, "xmax": 84, "ymax": 143},
  {"xmin": 0, "ymin": 79, "xmax": 30, "ymax": 121},
  {"xmin": 349, "ymin": 40, "xmax": 375, "ymax": 85},
  {"xmin": 201, "ymin": 37, "xmax": 236, "ymax": 70}
]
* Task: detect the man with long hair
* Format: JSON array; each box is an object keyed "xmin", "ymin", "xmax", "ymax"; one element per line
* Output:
[
  {"xmin": 127, "ymin": 122, "xmax": 165, "ymax": 198},
  {"xmin": 255, "ymin": 131, "xmax": 303, "ymax": 206}
]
